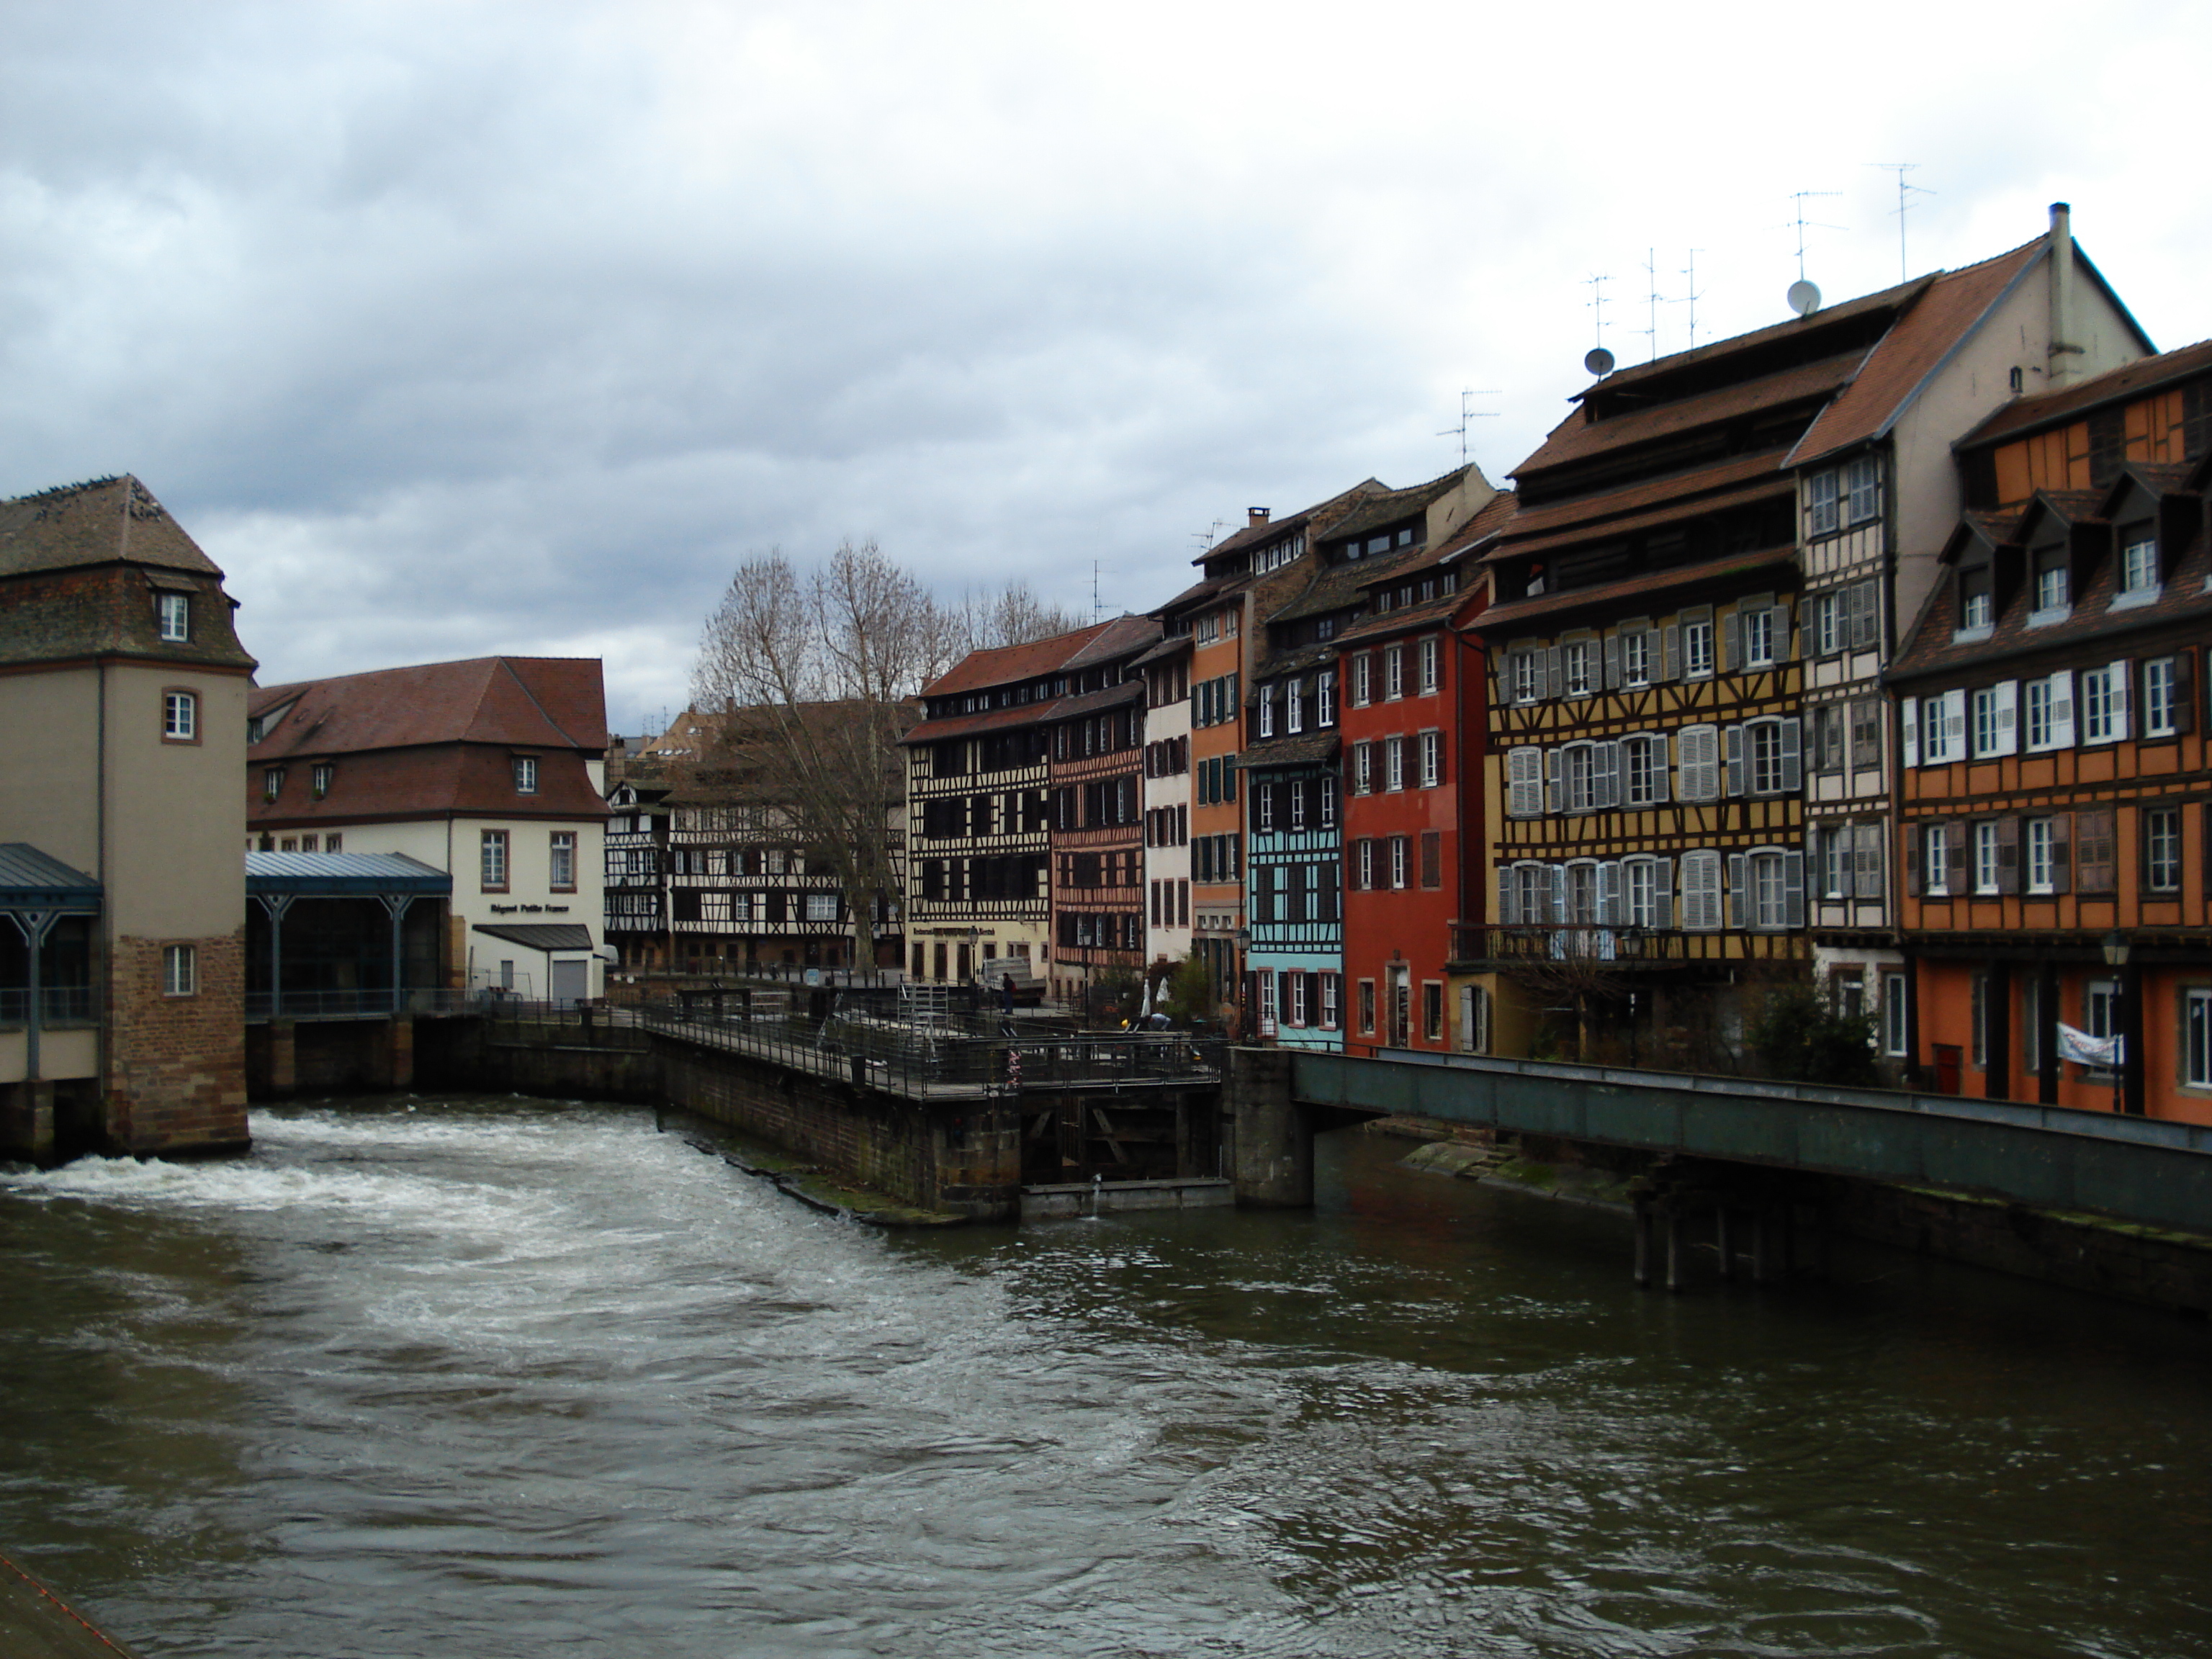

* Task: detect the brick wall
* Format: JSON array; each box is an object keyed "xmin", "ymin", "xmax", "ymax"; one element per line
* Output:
[{"xmin": 104, "ymin": 931, "xmax": 248, "ymax": 1153}]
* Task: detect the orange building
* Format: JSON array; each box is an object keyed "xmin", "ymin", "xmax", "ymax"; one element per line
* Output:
[{"xmin": 1892, "ymin": 342, "xmax": 2212, "ymax": 1120}]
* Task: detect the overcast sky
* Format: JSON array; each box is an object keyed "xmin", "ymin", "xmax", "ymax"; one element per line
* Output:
[{"xmin": 4, "ymin": 0, "xmax": 2203, "ymax": 732}]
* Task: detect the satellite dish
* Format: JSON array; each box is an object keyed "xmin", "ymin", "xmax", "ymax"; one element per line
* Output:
[
  {"xmin": 1788, "ymin": 279, "xmax": 1822, "ymax": 317},
  {"xmin": 1583, "ymin": 347, "xmax": 1616, "ymax": 377}
]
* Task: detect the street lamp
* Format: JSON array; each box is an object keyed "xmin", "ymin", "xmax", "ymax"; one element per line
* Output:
[
  {"xmin": 1233, "ymin": 926, "xmax": 1251, "ymax": 1042},
  {"xmin": 2102, "ymin": 930, "xmax": 2131, "ymax": 1115}
]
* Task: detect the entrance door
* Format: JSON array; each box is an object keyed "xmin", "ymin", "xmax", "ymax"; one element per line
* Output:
[
  {"xmin": 1388, "ymin": 964, "xmax": 1411, "ymax": 1049},
  {"xmin": 550, "ymin": 958, "xmax": 588, "ymax": 1007}
]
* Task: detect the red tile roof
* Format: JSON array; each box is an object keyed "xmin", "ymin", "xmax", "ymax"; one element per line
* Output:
[
  {"xmin": 1514, "ymin": 351, "xmax": 1865, "ymax": 479},
  {"xmin": 920, "ymin": 621, "xmax": 1110, "ymax": 698},
  {"xmin": 1958, "ymin": 338, "xmax": 2212, "ymax": 451},
  {"xmin": 0, "ymin": 475, "xmax": 225, "ymax": 578},
  {"xmin": 1470, "ymin": 544, "xmax": 1795, "ymax": 635},
  {"xmin": 1791, "ymin": 240, "xmax": 2045, "ymax": 467},
  {"xmin": 254, "ymin": 657, "xmax": 608, "ymax": 756},
  {"xmin": 1481, "ymin": 449, "xmax": 1795, "ymax": 561},
  {"xmin": 251, "ymin": 742, "xmax": 609, "ymax": 827}
]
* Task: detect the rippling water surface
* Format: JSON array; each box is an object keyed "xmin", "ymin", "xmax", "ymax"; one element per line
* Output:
[{"xmin": 3, "ymin": 1095, "xmax": 2210, "ymax": 1658}]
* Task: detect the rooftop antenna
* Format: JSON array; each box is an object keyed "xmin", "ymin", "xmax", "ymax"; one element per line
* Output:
[
  {"xmin": 1583, "ymin": 271, "xmax": 1612, "ymax": 351},
  {"xmin": 1869, "ymin": 162, "xmax": 1935, "ymax": 282},
  {"xmin": 1787, "ymin": 189, "xmax": 1845, "ymax": 283},
  {"xmin": 1673, "ymin": 248, "xmax": 1706, "ymax": 351},
  {"xmin": 1640, "ymin": 248, "xmax": 1663, "ymax": 362},
  {"xmin": 1091, "ymin": 561, "xmax": 1102, "ymax": 622},
  {"xmin": 1192, "ymin": 518, "xmax": 1228, "ymax": 553},
  {"xmin": 1436, "ymin": 387, "xmax": 1501, "ymax": 465}
]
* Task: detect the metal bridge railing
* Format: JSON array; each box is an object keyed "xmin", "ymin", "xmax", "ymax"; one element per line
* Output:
[{"xmin": 0, "ymin": 986, "xmax": 100, "ymax": 1026}]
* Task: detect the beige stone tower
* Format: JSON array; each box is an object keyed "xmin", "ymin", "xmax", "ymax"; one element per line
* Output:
[{"xmin": 0, "ymin": 477, "xmax": 256, "ymax": 1155}]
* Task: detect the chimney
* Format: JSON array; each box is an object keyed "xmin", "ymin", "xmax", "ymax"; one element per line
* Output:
[
  {"xmin": 1248, "ymin": 508, "xmax": 1270, "ymax": 529},
  {"xmin": 2048, "ymin": 202, "xmax": 2079, "ymax": 389}
]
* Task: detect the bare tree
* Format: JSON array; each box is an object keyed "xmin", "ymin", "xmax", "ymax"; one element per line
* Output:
[{"xmin": 955, "ymin": 581, "xmax": 1087, "ymax": 653}]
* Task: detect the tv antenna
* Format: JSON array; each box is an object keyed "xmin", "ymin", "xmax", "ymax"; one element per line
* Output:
[
  {"xmin": 1192, "ymin": 518, "xmax": 1229, "ymax": 553},
  {"xmin": 1583, "ymin": 271, "xmax": 1612, "ymax": 350},
  {"xmin": 1092, "ymin": 560, "xmax": 1102, "ymax": 622},
  {"xmin": 1639, "ymin": 248, "xmax": 1665, "ymax": 361},
  {"xmin": 1673, "ymin": 248, "xmax": 1706, "ymax": 351},
  {"xmin": 1786, "ymin": 189, "xmax": 1844, "ymax": 282},
  {"xmin": 1869, "ymin": 162, "xmax": 1935, "ymax": 282},
  {"xmin": 1437, "ymin": 387, "xmax": 1501, "ymax": 466}
]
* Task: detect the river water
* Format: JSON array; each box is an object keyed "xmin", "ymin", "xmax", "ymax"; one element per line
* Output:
[{"xmin": 3, "ymin": 1095, "xmax": 2210, "ymax": 1658}]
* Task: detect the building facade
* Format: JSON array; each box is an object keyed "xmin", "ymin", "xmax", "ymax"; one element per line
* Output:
[
  {"xmin": 1892, "ymin": 341, "xmax": 2212, "ymax": 1121},
  {"xmin": 1, "ymin": 476, "xmax": 256, "ymax": 1156},
  {"xmin": 249, "ymin": 657, "xmax": 610, "ymax": 1004},
  {"xmin": 1136, "ymin": 634, "xmax": 1194, "ymax": 980}
]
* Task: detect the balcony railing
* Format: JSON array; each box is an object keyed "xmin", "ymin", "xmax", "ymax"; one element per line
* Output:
[
  {"xmin": 1449, "ymin": 925, "xmax": 1692, "ymax": 967},
  {"xmin": 0, "ymin": 986, "xmax": 101, "ymax": 1026},
  {"xmin": 244, "ymin": 987, "xmax": 486, "ymax": 1022}
]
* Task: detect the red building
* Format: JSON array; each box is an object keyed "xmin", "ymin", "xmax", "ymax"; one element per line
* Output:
[{"xmin": 1337, "ymin": 493, "xmax": 1508, "ymax": 1052}]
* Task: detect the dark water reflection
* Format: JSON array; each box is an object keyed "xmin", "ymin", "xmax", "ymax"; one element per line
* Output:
[{"xmin": 2, "ymin": 1097, "xmax": 2208, "ymax": 1658}]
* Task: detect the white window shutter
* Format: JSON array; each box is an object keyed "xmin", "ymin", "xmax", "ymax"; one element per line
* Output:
[
  {"xmin": 1598, "ymin": 741, "xmax": 1621, "ymax": 809},
  {"xmin": 1547, "ymin": 647, "xmax": 1563, "ymax": 699},
  {"xmin": 1722, "ymin": 610, "xmax": 1740, "ymax": 673},
  {"xmin": 1648, "ymin": 736, "xmax": 1671, "ymax": 804},
  {"xmin": 1781, "ymin": 718, "xmax": 1802, "ymax": 791},
  {"xmin": 1599, "ymin": 861, "xmax": 1622, "ymax": 925},
  {"xmin": 1497, "ymin": 867, "xmax": 1517, "ymax": 925},
  {"xmin": 1784, "ymin": 851, "xmax": 1806, "ymax": 927},
  {"xmin": 1993, "ymin": 680, "xmax": 2018, "ymax": 757},
  {"xmin": 1545, "ymin": 747, "xmax": 1561, "ymax": 814},
  {"xmin": 1725, "ymin": 724, "xmax": 1745, "ymax": 796},
  {"xmin": 2108, "ymin": 660, "xmax": 2131, "ymax": 738},
  {"xmin": 1944, "ymin": 688, "xmax": 1967, "ymax": 757},
  {"xmin": 1727, "ymin": 853, "xmax": 1748, "ymax": 930},
  {"xmin": 1662, "ymin": 624, "xmax": 1680, "ymax": 682},
  {"xmin": 1901, "ymin": 696, "xmax": 1919, "ymax": 768},
  {"xmin": 1780, "ymin": 604, "xmax": 1799, "ymax": 660},
  {"xmin": 1653, "ymin": 857, "xmax": 1675, "ymax": 929},
  {"xmin": 1549, "ymin": 864, "xmax": 1567, "ymax": 925},
  {"xmin": 1603, "ymin": 632, "xmax": 1622, "ymax": 691},
  {"xmin": 2050, "ymin": 672, "xmax": 2075, "ymax": 747}
]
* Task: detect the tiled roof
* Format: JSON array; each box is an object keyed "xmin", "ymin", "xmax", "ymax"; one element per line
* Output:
[
  {"xmin": 0, "ymin": 476, "xmax": 223, "ymax": 577},
  {"xmin": 1482, "ymin": 449, "xmax": 1795, "ymax": 562},
  {"xmin": 920, "ymin": 621, "xmax": 1110, "ymax": 698},
  {"xmin": 1959, "ymin": 338, "xmax": 2212, "ymax": 451},
  {"xmin": 1234, "ymin": 733, "xmax": 1340, "ymax": 770},
  {"xmin": 1498, "ymin": 473, "xmax": 1798, "ymax": 565},
  {"xmin": 1431, "ymin": 490, "xmax": 1519, "ymax": 562},
  {"xmin": 1191, "ymin": 479, "xmax": 1385, "ymax": 567},
  {"xmin": 1791, "ymin": 240, "xmax": 2044, "ymax": 467},
  {"xmin": 1128, "ymin": 631, "xmax": 1192, "ymax": 667},
  {"xmin": 1061, "ymin": 613, "xmax": 1162, "ymax": 670},
  {"xmin": 1470, "ymin": 544, "xmax": 1795, "ymax": 635},
  {"xmin": 1321, "ymin": 467, "xmax": 1475, "ymax": 544},
  {"xmin": 250, "ymin": 743, "xmax": 610, "ymax": 825},
  {"xmin": 1890, "ymin": 495, "xmax": 2212, "ymax": 683},
  {"xmin": 1047, "ymin": 678, "xmax": 1146, "ymax": 720},
  {"xmin": 1334, "ymin": 588, "xmax": 1461, "ymax": 647},
  {"xmin": 1514, "ymin": 351, "xmax": 1865, "ymax": 480},
  {"xmin": 253, "ymin": 657, "xmax": 608, "ymax": 757},
  {"xmin": 898, "ymin": 698, "xmax": 1066, "ymax": 746}
]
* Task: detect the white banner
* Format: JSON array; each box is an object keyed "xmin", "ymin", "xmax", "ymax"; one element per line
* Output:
[{"xmin": 2058, "ymin": 1022, "xmax": 2123, "ymax": 1068}]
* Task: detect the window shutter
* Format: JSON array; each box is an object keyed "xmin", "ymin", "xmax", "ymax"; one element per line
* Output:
[
  {"xmin": 1784, "ymin": 851, "xmax": 1805, "ymax": 927},
  {"xmin": 1725, "ymin": 724, "xmax": 1745, "ymax": 796},
  {"xmin": 1992, "ymin": 680, "xmax": 2018, "ymax": 756},
  {"xmin": 1647, "ymin": 736, "xmax": 1670, "ymax": 804},
  {"xmin": 1662, "ymin": 624, "xmax": 1680, "ymax": 682},
  {"xmin": 1596, "ymin": 741, "xmax": 1621, "ymax": 809},
  {"xmin": 1545, "ymin": 747, "xmax": 1562, "ymax": 814},
  {"xmin": 2049, "ymin": 671, "xmax": 2075, "ymax": 747},
  {"xmin": 2175, "ymin": 650, "xmax": 2196, "ymax": 734},
  {"xmin": 1546, "ymin": 647, "xmax": 1563, "ymax": 699},
  {"xmin": 1947, "ymin": 827, "xmax": 1969, "ymax": 894},
  {"xmin": 1780, "ymin": 718, "xmax": 1802, "ymax": 792},
  {"xmin": 1549, "ymin": 864, "xmax": 1567, "ymax": 925},
  {"xmin": 1498, "ymin": 867, "xmax": 1517, "ymax": 925},
  {"xmin": 1944, "ymin": 688, "xmax": 1967, "ymax": 758},
  {"xmin": 1776, "ymin": 605, "xmax": 1797, "ymax": 661},
  {"xmin": 1599, "ymin": 861, "xmax": 1622, "ymax": 925},
  {"xmin": 1996, "ymin": 816, "xmax": 2020, "ymax": 894},
  {"xmin": 1904, "ymin": 827, "xmax": 1921, "ymax": 896},
  {"xmin": 1603, "ymin": 632, "xmax": 1622, "ymax": 691},
  {"xmin": 1653, "ymin": 857, "xmax": 1674, "ymax": 929},
  {"xmin": 2049, "ymin": 811, "xmax": 2072, "ymax": 894},
  {"xmin": 1727, "ymin": 853, "xmax": 1747, "ymax": 929},
  {"xmin": 2108, "ymin": 660, "xmax": 2132, "ymax": 738},
  {"xmin": 1854, "ymin": 823, "xmax": 1882, "ymax": 899},
  {"xmin": 1901, "ymin": 696, "xmax": 1920, "ymax": 768}
]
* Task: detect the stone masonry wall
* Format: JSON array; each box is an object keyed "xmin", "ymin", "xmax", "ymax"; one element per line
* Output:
[{"xmin": 104, "ymin": 931, "xmax": 249, "ymax": 1154}]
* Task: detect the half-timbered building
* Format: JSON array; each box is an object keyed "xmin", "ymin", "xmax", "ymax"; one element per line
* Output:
[
  {"xmin": 1043, "ymin": 616, "xmax": 1161, "ymax": 1009},
  {"xmin": 900, "ymin": 623, "xmax": 1109, "ymax": 985},
  {"xmin": 1135, "ymin": 632, "xmax": 1194, "ymax": 976},
  {"xmin": 1892, "ymin": 341, "xmax": 2212, "ymax": 1122}
]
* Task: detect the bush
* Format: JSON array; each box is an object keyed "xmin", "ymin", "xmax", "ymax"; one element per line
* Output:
[{"xmin": 1746, "ymin": 981, "xmax": 1880, "ymax": 1087}]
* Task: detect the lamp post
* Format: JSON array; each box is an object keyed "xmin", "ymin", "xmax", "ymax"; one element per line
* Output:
[
  {"xmin": 1233, "ymin": 925, "xmax": 1251, "ymax": 1043},
  {"xmin": 2101, "ymin": 930, "xmax": 2131, "ymax": 1115},
  {"xmin": 1619, "ymin": 926, "xmax": 1645, "ymax": 1066}
]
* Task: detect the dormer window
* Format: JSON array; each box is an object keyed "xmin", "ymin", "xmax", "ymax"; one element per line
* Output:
[
  {"xmin": 2116, "ymin": 524, "xmax": 2159, "ymax": 607},
  {"xmin": 1958, "ymin": 565, "xmax": 1993, "ymax": 633},
  {"xmin": 157, "ymin": 591, "xmax": 189, "ymax": 642},
  {"xmin": 263, "ymin": 767, "xmax": 284, "ymax": 803},
  {"xmin": 514, "ymin": 756, "xmax": 539, "ymax": 793},
  {"xmin": 311, "ymin": 763, "xmax": 333, "ymax": 799},
  {"xmin": 2031, "ymin": 547, "xmax": 2069, "ymax": 623}
]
